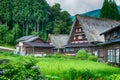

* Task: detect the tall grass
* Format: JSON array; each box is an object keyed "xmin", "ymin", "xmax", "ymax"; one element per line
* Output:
[{"xmin": 36, "ymin": 58, "xmax": 120, "ymax": 79}]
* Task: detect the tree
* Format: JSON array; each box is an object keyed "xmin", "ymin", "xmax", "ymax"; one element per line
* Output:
[
  {"xmin": 50, "ymin": 3, "xmax": 72, "ymax": 34},
  {"xmin": 0, "ymin": 1, "xmax": 72, "ymax": 45},
  {"xmin": 0, "ymin": 24, "xmax": 9, "ymax": 44},
  {"xmin": 100, "ymin": 0, "xmax": 119, "ymax": 20}
]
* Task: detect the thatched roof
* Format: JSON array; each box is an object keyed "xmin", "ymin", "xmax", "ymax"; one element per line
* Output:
[
  {"xmin": 48, "ymin": 34, "xmax": 69, "ymax": 48},
  {"xmin": 70, "ymin": 15, "xmax": 120, "ymax": 42},
  {"xmin": 100, "ymin": 25, "xmax": 120, "ymax": 35}
]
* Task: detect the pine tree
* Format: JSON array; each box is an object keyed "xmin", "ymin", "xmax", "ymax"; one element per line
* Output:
[{"xmin": 100, "ymin": 0, "xmax": 119, "ymax": 20}]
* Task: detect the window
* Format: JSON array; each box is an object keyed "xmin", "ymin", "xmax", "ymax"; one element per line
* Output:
[
  {"xmin": 82, "ymin": 34, "xmax": 86, "ymax": 39},
  {"xmin": 108, "ymin": 49, "xmax": 119, "ymax": 63},
  {"xmin": 66, "ymin": 48, "xmax": 69, "ymax": 52},
  {"xmin": 70, "ymin": 48, "xmax": 74, "ymax": 52},
  {"xmin": 74, "ymin": 36, "xmax": 76, "ymax": 40},
  {"xmin": 107, "ymin": 49, "xmax": 115, "ymax": 62},
  {"xmin": 114, "ymin": 31, "xmax": 118, "ymax": 37},
  {"xmin": 106, "ymin": 34, "xmax": 110, "ymax": 40},
  {"xmin": 116, "ymin": 49, "xmax": 119, "ymax": 64},
  {"xmin": 107, "ymin": 49, "xmax": 111, "ymax": 62},
  {"xmin": 78, "ymin": 36, "xmax": 82, "ymax": 39},
  {"xmin": 79, "ymin": 28, "xmax": 81, "ymax": 32},
  {"xmin": 76, "ymin": 29, "xmax": 78, "ymax": 32}
]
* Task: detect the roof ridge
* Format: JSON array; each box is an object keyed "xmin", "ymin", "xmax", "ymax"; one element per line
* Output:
[{"xmin": 76, "ymin": 15, "xmax": 120, "ymax": 22}]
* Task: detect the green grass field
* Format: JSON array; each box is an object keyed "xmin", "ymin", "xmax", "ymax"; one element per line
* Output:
[
  {"xmin": 0, "ymin": 52, "xmax": 120, "ymax": 80},
  {"xmin": 36, "ymin": 58, "xmax": 120, "ymax": 79}
]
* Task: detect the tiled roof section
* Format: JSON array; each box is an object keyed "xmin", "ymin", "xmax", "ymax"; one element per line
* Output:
[
  {"xmin": 98, "ymin": 38, "xmax": 120, "ymax": 46},
  {"xmin": 17, "ymin": 35, "xmax": 37, "ymax": 41},
  {"xmin": 65, "ymin": 42, "xmax": 95, "ymax": 48},
  {"xmin": 100, "ymin": 25, "xmax": 120, "ymax": 35},
  {"xmin": 25, "ymin": 42, "xmax": 54, "ymax": 47},
  {"xmin": 49, "ymin": 34, "xmax": 69, "ymax": 48}
]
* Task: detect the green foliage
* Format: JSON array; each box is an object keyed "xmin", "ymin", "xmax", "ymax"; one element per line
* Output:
[
  {"xmin": 0, "ymin": 24, "xmax": 9, "ymax": 44},
  {"xmin": 100, "ymin": 0, "xmax": 120, "ymax": 20},
  {"xmin": 0, "ymin": 1, "xmax": 72, "ymax": 44},
  {"xmin": 88, "ymin": 55, "xmax": 98, "ymax": 62},
  {"xmin": 61, "ymin": 68, "xmax": 103, "ymax": 80},
  {"xmin": 0, "ymin": 61, "xmax": 39, "ymax": 80},
  {"xmin": 108, "ymin": 74, "xmax": 120, "ymax": 80},
  {"xmin": 48, "ymin": 3, "xmax": 72, "ymax": 34},
  {"xmin": 76, "ymin": 50, "xmax": 90, "ymax": 60}
]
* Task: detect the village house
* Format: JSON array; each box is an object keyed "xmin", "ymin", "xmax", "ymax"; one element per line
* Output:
[
  {"xmin": 16, "ymin": 35, "xmax": 53, "ymax": 56},
  {"xmin": 16, "ymin": 15, "xmax": 120, "ymax": 57},
  {"xmin": 98, "ymin": 25, "xmax": 120, "ymax": 65},
  {"xmin": 65, "ymin": 15, "xmax": 120, "ymax": 55},
  {"xmin": 48, "ymin": 34, "xmax": 69, "ymax": 53}
]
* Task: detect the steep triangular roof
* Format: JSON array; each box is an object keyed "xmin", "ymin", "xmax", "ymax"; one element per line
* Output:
[
  {"xmin": 69, "ymin": 15, "xmax": 120, "ymax": 42},
  {"xmin": 48, "ymin": 34, "xmax": 69, "ymax": 48}
]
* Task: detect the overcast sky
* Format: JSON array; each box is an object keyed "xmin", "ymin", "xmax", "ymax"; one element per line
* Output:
[{"xmin": 46, "ymin": 0, "xmax": 120, "ymax": 16}]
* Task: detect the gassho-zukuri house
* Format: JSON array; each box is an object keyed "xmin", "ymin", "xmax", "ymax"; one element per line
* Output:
[
  {"xmin": 65, "ymin": 15, "xmax": 120, "ymax": 55},
  {"xmin": 16, "ymin": 15, "xmax": 120, "ymax": 64}
]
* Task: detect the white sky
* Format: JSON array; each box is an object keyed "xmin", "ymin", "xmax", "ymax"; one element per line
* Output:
[{"xmin": 46, "ymin": 0, "xmax": 120, "ymax": 16}]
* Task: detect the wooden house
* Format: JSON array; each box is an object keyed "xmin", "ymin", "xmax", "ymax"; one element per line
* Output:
[
  {"xmin": 65, "ymin": 15, "xmax": 120, "ymax": 54},
  {"xmin": 16, "ymin": 35, "xmax": 53, "ymax": 56},
  {"xmin": 98, "ymin": 25, "xmax": 120, "ymax": 65},
  {"xmin": 48, "ymin": 34, "xmax": 69, "ymax": 53}
]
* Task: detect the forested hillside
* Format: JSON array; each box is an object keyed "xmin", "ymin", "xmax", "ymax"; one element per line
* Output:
[
  {"xmin": 0, "ymin": 0, "xmax": 72, "ymax": 45},
  {"xmin": 80, "ymin": 6, "xmax": 120, "ymax": 18}
]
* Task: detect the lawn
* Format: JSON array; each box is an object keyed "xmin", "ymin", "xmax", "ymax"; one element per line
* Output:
[{"xmin": 0, "ymin": 52, "xmax": 120, "ymax": 80}]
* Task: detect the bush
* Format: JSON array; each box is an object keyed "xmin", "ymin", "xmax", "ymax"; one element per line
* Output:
[
  {"xmin": 76, "ymin": 50, "xmax": 90, "ymax": 60},
  {"xmin": 88, "ymin": 55, "xmax": 98, "ymax": 62},
  {"xmin": 108, "ymin": 74, "xmax": 120, "ymax": 80},
  {"xmin": 0, "ymin": 60, "xmax": 42, "ymax": 80}
]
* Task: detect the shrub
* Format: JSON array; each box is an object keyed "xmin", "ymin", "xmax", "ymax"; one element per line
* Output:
[
  {"xmin": 88, "ymin": 55, "xmax": 98, "ymax": 62},
  {"xmin": 108, "ymin": 74, "xmax": 120, "ymax": 80},
  {"xmin": 0, "ymin": 60, "xmax": 42, "ymax": 80},
  {"xmin": 76, "ymin": 50, "xmax": 90, "ymax": 60}
]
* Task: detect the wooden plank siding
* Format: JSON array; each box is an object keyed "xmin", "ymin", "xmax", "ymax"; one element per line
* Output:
[{"xmin": 98, "ymin": 25, "xmax": 120, "ymax": 65}]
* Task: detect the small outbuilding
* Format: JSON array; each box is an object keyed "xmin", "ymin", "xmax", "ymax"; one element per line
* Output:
[{"xmin": 16, "ymin": 35, "xmax": 53, "ymax": 56}]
